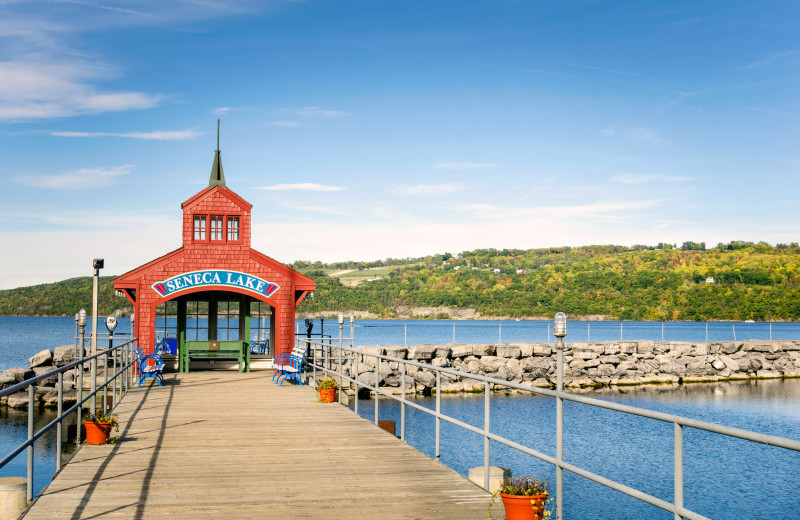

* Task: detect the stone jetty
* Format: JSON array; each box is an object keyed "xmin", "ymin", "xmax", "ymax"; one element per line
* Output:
[
  {"xmin": 0, "ymin": 346, "xmax": 79, "ymax": 408},
  {"xmin": 343, "ymin": 340, "xmax": 800, "ymax": 394}
]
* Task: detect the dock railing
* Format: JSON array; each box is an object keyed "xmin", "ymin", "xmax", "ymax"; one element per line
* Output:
[
  {"xmin": 0, "ymin": 338, "xmax": 139, "ymax": 503},
  {"xmin": 300, "ymin": 337, "xmax": 800, "ymax": 520}
]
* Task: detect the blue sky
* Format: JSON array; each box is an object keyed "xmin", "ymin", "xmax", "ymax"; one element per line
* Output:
[{"xmin": 1, "ymin": 1, "xmax": 799, "ymax": 289}]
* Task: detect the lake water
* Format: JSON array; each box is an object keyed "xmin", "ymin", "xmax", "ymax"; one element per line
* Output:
[
  {"xmin": 3, "ymin": 317, "xmax": 798, "ymax": 372},
  {"xmin": 2, "ymin": 317, "xmax": 799, "ymax": 514},
  {"xmin": 350, "ymin": 379, "xmax": 800, "ymax": 520}
]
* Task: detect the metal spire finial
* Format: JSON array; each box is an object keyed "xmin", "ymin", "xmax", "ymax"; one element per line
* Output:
[{"xmin": 209, "ymin": 119, "xmax": 226, "ymax": 189}]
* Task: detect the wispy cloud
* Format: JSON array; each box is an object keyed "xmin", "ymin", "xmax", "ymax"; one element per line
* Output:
[
  {"xmin": 24, "ymin": 164, "xmax": 134, "ymax": 190},
  {"xmin": 742, "ymin": 50, "xmax": 797, "ymax": 70},
  {"xmin": 564, "ymin": 62, "xmax": 660, "ymax": 81},
  {"xmin": 281, "ymin": 204, "xmax": 347, "ymax": 215},
  {"xmin": 50, "ymin": 130, "xmax": 200, "ymax": 140},
  {"xmin": 274, "ymin": 106, "xmax": 350, "ymax": 118},
  {"xmin": 393, "ymin": 183, "xmax": 465, "ymax": 196},
  {"xmin": 256, "ymin": 183, "xmax": 345, "ymax": 192},
  {"xmin": 431, "ymin": 162, "xmax": 500, "ymax": 170},
  {"xmin": 613, "ymin": 174, "xmax": 692, "ymax": 184},
  {"xmin": 597, "ymin": 125, "xmax": 665, "ymax": 143},
  {"xmin": 268, "ymin": 121, "xmax": 300, "ymax": 128},
  {"xmin": 0, "ymin": 59, "xmax": 161, "ymax": 121}
]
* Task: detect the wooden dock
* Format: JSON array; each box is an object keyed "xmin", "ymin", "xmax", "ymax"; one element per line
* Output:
[{"xmin": 23, "ymin": 371, "xmax": 491, "ymax": 519}]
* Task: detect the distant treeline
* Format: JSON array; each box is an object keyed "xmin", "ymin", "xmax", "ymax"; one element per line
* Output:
[
  {"xmin": 0, "ymin": 277, "xmax": 124, "ymax": 317},
  {"xmin": 1, "ymin": 241, "xmax": 799, "ymax": 321},
  {"xmin": 293, "ymin": 241, "xmax": 800, "ymax": 321}
]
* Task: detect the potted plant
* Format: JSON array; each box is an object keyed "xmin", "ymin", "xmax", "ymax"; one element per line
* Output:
[
  {"xmin": 488, "ymin": 474, "xmax": 551, "ymax": 520},
  {"xmin": 317, "ymin": 376, "xmax": 339, "ymax": 403},
  {"xmin": 83, "ymin": 409, "xmax": 119, "ymax": 445}
]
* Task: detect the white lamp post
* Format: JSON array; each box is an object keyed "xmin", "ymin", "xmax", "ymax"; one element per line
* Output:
[{"xmin": 553, "ymin": 312, "xmax": 567, "ymax": 520}]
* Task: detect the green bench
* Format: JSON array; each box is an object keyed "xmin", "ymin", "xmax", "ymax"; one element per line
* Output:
[{"xmin": 180, "ymin": 340, "xmax": 250, "ymax": 373}]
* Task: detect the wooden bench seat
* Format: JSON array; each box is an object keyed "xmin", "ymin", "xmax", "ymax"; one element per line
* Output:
[{"xmin": 180, "ymin": 340, "xmax": 250, "ymax": 373}]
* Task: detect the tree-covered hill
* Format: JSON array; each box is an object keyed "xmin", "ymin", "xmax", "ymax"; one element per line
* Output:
[
  {"xmin": 0, "ymin": 277, "xmax": 126, "ymax": 317},
  {"xmin": 295, "ymin": 241, "xmax": 800, "ymax": 321},
  {"xmin": 1, "ymin": 241, "xmax": 798, "ymax": 321}
]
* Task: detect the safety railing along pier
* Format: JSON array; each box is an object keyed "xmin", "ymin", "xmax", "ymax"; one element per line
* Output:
[
  {"xmin": 0, "ymin": 338, "xmax": 139, "ymax": 504},
  {"xmin": 300, "ymin": 336, "xmax": 800, "ymax": 520}
]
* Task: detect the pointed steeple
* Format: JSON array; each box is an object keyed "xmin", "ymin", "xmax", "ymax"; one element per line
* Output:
[{"xmin": 209, "ymin": 119, "xmax": 226, "ymax": 189}]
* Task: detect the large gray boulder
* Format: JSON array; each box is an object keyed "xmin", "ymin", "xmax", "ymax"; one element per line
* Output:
[
  {"xmin": 449, "ymin": 344, "xmax": 474, "ymax": 358},
  {"xmin": 0, "ymin": 372, "xmax": 17, "ymax": 391},
  {"xmin": 495, "ymin": 345, "xmax": 521, "ymax": 359},
  {"xmin": 28, "ymin": 349, "xmax": 53, "ymax": 368},
  {"xmin": 407, "ymin": 345, "xmax": 437, "ymax": 361},
  {"xmin": 1, "ymin": 367, "xmax": 34, "ymax": 384},
  {"xmin": 32, "ymin": 366, "xmax": 59, "ymax": 387},
  {"xmin": 472, "ymin": 344, "xmax": 496, "ymax": 356},
  {"xmin": 383, "ymin": 346, "xmax": 407, "ymax": 359},
  {"xmin": 53, "ymin": 345, "xmax": 78, "ymax": 367},
  {"xmin": 6, "ymin": 392, "xmax": 30, "ymax": 409}
]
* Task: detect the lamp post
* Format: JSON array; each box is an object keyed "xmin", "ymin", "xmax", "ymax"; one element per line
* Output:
[
  {"xmin": 553, "ymin": 312, "xmax": 567, "ymax": 520},
  {"xmin": 349, "ymin": 315, "xmax": 354, "ymax": 347},
  {"xmin": 77, "ymin": 309, "xmax": 87, "ymax": 445},
  {"xmin": 90, "ymin": 259, "xmax": 104, "ymax": 398},
  {"xmin": 104, "ymin": 316, "xmax": 118, "ymax": 414}
]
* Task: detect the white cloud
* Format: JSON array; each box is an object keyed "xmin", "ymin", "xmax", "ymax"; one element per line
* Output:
[
  {"xmin": 213, "ymin": 107, "xmax": 232, "ymax": 115},
  {"xmin": 294, "ymin": 106, "xmax": 349, "ymax": 118},
  {"xmin": 597, "ymin": 126, "xmax": 618, "ymax": 137},
  {"xmin": 613, "ymin": 174, "xmax": 692, "ymax": 184},
  {"xmin": 393, "ymin": 183, "xmax": 464, "ymax": 196},
  {"xmin": 51, "ymin": 130, "xmax": 200, "ymax": 140},
  {"xmin": 24, "ymin": 164, "xmax": 134, "ymax": 190},
  {"xmin": 268, "ymin": 121, "xmax": 300, "ymax": 128},
  {"xmin": 431, "ymin": 162, "xmax": 500, "ymax": 170},
  {"xmin": 629, "ymin": 127, "xmax": 662, "ymax": 142},
  {"xmin": 0, "ymin": 59, "xmax": 161, "ymax": 121},
  {"xmin": 255, "ymin": 183, "xmax": 345, "ymax": 192},
  {"xmin": 281, "ymin": 204, "xmax": 347, "ymax": 215},
  {"xmin": 274, "ymin": 107, "xmax": 350, "ymax": 118},
  {"xmin": 596, "ymin": 125, "xmax": 665, "ymax": 143}
]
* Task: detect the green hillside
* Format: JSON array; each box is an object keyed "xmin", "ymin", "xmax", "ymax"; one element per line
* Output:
[
  {"xmin": 296, "ymin": 241, "xmax": 800, "ymax": 321},
  {"xmin": 1, "ymin": 241, "xmax": 799, "ymax": 321}
]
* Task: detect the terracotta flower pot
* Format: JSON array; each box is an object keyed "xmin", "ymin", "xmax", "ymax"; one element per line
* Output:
[
  {"xmin": 84, "ymin": 421, "xmax": 113, "ymax": 445},
  {"xmin": 499, "ymin": 492, "xmax": 548, "ymax": 520},
  {"xmin": 318, "ymin": 388, "xmax": 337, "ymax": 403}
]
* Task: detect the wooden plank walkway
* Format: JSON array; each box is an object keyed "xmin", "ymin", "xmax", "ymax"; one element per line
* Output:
[{"xmin": 24, "ymin": 371, "xmax": 491, "ymax": 519}]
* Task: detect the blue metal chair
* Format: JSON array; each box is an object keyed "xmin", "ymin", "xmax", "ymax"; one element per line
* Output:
[
  {"xmin": 135, "ymin": 348, "xmax": 165, "ymax": 387},
  {"xmin": 272, "ymin": 345, "xmax": 307, "ymax": 386}
]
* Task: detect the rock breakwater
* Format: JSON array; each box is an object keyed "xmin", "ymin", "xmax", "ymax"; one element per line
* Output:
[{"xmin": 341, "ymin": 340, "xmax": 800, "ymax": 394}]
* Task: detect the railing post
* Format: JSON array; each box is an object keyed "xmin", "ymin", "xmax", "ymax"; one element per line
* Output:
[
  {"xmin": 435, "ymin": 370, "xmax": 441, "ymax": 463},
  {"xmin": 556, "ymin": 337, "xmax": 564, "ymax": 520},
  {"xmin": 27, "ymin": 383, "xmax": 35, "ymax": 503},
  {"xmin": 338, "ymin": 346, "xmax": 343, "ymax": 404},
  {"xmin": 56, "ymin": 372, "xmax": 63, "ymax": 471},
  {"xmin": 400, "ymin": 362, "xmax": 406, "ymax": 442},
  {"xmin": 374, "ymin": 357, "xmax": 379, "ymax": 425},
  {"xmin": 102, "ymin": 350, "xmax": 108, "ymax": 414},
  {"xmin": 77, "ymin": 357, "xmax": 84, "ymax": 446},
  {"xmin": 354, "ymin": 352, "xmax": 359, "ymax": 415},
  {"xmin": 113, "ymin": 347, "xmax": 118, "ymax": 407},
  {"xmin": 674, "ymin": 422, "xmax": 684, "ymax": 520},
  {"xmin": 484, "ymin": 380, "xmax": 490, "ymax": 490}
]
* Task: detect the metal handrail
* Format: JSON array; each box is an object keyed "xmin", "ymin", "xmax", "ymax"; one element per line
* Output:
[
  {"xmin": 0, "ymin": 338, "xmax": 139, "ymax": 503},
  {"xmin": 300, "ymin": 338, "xmax": 800, "ymax": 520}
]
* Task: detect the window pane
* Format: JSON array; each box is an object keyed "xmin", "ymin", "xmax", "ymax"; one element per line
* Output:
[
  {"xmin": 210, "ymin": 216, "xmax": 224, "ymax": 241},
  {"xmin": 194, "ymin": 216, "xmax": 206, "ymax": 240},
  {"xmin": 227, "ymin": 217, "xmax": 239, "ymax": 241}
]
